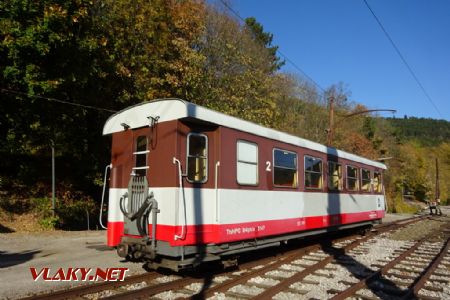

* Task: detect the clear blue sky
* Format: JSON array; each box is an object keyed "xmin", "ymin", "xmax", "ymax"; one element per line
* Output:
[{"xmin": 212, "ymin": 0, "xmax": 450, "ymax": 120}]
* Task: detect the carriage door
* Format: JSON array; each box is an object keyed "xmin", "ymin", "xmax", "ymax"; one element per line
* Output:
[{"xmin": 123, "ymin": 135, "xmax": 150, "ymax": 236}]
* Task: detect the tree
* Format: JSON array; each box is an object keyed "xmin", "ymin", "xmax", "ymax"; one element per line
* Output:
[
  {"xmin": 245, "ymin": 17, "xmax": 284, "ymax": 72},
  {"xmin": 324, "ymin": 82, "xmax": 352, "ymax": 110},
  {"xmin": 97, "ymin": 0, "xmax": 206, "ymax": 102},
  {"xmin": 192, "ymin": 6, "xmax": 281, "ymax": 126},
  {"xmin": 2, "ymin": 0, "xmax": 448, "ymax": 215},
  {"xmin": 0, "ymin": 0, "xmax": 122, "ymax": 190},
  {"xmin": 0, "ymin": 0, "xmax": 209, "ymax": 188}
]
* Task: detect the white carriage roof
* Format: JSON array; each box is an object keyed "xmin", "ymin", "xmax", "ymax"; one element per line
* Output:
[{"xmin": 103, "ymin": 98, "xmax": 386, "ymax": 169}]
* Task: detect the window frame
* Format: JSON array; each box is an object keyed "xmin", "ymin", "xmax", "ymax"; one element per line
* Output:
[
  {"xmin": 272, "ymin": 148, "xmax": 298, "ymax": 188},
  {"xmin": 346, "ymin": 165, "xmax": 359, "ymax": 191},
  {"xmin": 361, "ymin": 168, "xmax": 372, "ymax": 192},
  {"xmin": 304, "ymin": 155, "xmax": 323, "ymax": 190},
  {"xmin": 186, "ymin": 132, "xmax": 208, "ymax": 184},
  {"xmin": 373, "ymin": 171, "xmax": 383, "ymax": 193},
  {"xmin": 236, "ymin": 140, "xmax": 259, "ymax": 186},
  {"xmin": 132, "ymin": 135, "xmax": 149, "ymax": 176},
  {"xmin": 327, "ymin": 161, "xmax": 343, "ymax": 191}
]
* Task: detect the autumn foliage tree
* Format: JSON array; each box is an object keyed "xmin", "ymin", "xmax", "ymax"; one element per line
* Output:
[
  {"xmin": 96, "ymin": 0, "xmax": 206, "ymax": 102},
  {"xmin": 0, "ymin": 0, "xmax": 448, "ymax": 221},
  {"xmin": 0, "ymin": 0, "xmax": 286, "ymax": 193},
  {"xmin": 0, "ymin": 0, "xmax": 123, "ymax": 190}
]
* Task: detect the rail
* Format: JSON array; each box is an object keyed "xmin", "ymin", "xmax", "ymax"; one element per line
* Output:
[{"xmin": 25, "ymin": 215, "xmax": 448, "ymax": 300}]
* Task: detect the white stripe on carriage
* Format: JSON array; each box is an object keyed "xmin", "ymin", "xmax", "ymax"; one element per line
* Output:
[{"xmin": 107, "ymin": 187, "xmax": 385, "ymax": 225}]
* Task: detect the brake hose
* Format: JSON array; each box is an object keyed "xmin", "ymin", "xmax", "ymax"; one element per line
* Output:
[{"xmin": 120, "ymin": 193, "xmax": 154, "ymax": 236}]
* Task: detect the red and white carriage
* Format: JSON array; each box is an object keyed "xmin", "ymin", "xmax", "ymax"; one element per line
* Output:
[{"xmin": 102, "ymin": 99, "xmax": 386, "ymax": 270}]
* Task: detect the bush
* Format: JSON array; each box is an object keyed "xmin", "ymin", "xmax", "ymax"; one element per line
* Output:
[
  {"xmin": 0, "ymin": 196, "xmax": 33, "ymax": 214},
  {"xmin": 32, "ymin": 197, "xmax": 53, "ymax": 213},
  {"xmin": 31, "ymin": 197, "xmax": 56, "ymax": 230},
  {"xmin": 30, "ymin": 193, "xmax": 97, "ymax": 230},
  {"xmin": 389, "ymin": 194, "xmax": 420, "ymax": 214},
  {"xmin": 57, "ymin": 197, "xmax": 96, "ymax": 230},
  {"xmin": 39, "ymin": 215, "xmax": 59, "ymax": 230}
]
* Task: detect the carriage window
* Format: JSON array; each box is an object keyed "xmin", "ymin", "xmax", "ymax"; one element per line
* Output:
[
  {"xmin": 187, "ymin": 133, "xmax": 208, "ymax": 183},
  {"xmin": 237, "ymin": 140, "xmax": 258, "ymax": 185},
  {"xmin": 373, "ymin": 171, "xmax": 382, "ymax": 193},
  {"xmin": 133, "ymin": 136, "xmax": 149, "ymax": 176},
  {"xmin": 328, "ymin": 161, "xmax": 342, "ymax": 190},
  {"xmin": 273, "ymin": 149, "xmax": 297, "ymax": 188},
  {"xmin": 305, "ymin": 156, "xmax": 323, "ymax": 189},
  {"xmin": 346, "ymin": 165, "xmax": 359, "ymax": 191},
  {"xmin": 361, "ymin": 169, "xmax": 371, "ymax": 192}
]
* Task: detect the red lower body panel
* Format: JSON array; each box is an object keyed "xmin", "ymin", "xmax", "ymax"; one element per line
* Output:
[
  {"xmin": 107, "ymin": 221, "xmax": 124, "ymax": 246},
  {"xmin": 107, "ymin": 210, "xmax": 384, "ymax": 247}
]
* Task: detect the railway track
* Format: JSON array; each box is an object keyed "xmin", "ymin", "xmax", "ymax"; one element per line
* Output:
[{"xmin": 23, "ymin": 215, "xmax": 450, "ymax": 300}]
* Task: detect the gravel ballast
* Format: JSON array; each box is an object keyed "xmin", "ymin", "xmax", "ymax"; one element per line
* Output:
[{"xmin": 1, "ymin": 210, "xmax": 449, "ymax": 299}]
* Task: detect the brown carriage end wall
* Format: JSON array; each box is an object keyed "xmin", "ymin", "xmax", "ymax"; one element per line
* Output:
[{"xmin": 110, "ymin": 120, "xmax": 179, "ymax": 189}]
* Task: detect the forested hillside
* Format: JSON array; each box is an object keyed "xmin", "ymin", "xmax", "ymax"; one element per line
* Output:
[
  {"xmin": 388, "ymin": 117, "xmax": 450, "ymax": 146},
  {"xmin": 0, "ymin": 0, "xmax": 448, "ymax": 229}
]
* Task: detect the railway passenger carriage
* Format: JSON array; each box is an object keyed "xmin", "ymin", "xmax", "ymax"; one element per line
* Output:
[{"xmin": 103, "ymin": 99, "xmax": 386, "ymax": 270}]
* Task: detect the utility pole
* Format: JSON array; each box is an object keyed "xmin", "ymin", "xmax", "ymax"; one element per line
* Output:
[
  {"xmin": 435, "ymin": 158, "xmax": 440, "ymax": 200},
  {"xmin": 325, "ymin": 97, "xmax": 396, "ymax": 147}
]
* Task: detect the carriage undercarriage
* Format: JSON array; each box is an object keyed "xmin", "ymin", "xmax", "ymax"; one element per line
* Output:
[{"xmin": 117, "ymin": 219, "xmax": 378, "ymax": 272}]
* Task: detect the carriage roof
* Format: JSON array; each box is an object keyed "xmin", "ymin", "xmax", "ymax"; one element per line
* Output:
[{"xmin": 103, "ymin": 98, "xmax": 386, "ymax": 169}]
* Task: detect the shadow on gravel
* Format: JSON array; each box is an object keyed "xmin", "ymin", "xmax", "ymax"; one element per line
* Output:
[
  {"xmin": 191, "ymin": 274, "xmax": 213, "ymax": 300},
  {"xmin": 0, "ymin": 223, "xmax": 15, "ymax": 233},
  {"xmin": 320, "ymin": 240, "xmax": 407, "ymax": 299},
  {"xmin": 0, "ymin": 249, "xmax": 40, "ymax": 268},
  {"xmin": 85, "ymin": 243, "xmax": 114, "ymax": 252}
]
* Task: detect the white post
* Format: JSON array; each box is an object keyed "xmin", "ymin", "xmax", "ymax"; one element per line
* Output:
[{"xmin": 51, "ymin": 141, "xmax": 55, "ymax": 217}]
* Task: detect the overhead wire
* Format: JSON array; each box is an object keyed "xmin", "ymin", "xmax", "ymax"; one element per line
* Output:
[
  {"xmin": 3, "ymin": 2, "xmax": 439, "ymax": 118},
  {"xmin": 3, "ymin": 2, "xmax": 328, "ymax": 111},
  {"xmin": 218, "ymin": 0, "xmax": 326, "ymax": 93},
  {"xmin": 363, "ymin": 0, "xmax": 443, "ymax": 119},
  {"xmin": 1, "ymin": 88, "xmax": 117, "ymax": 113}
]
